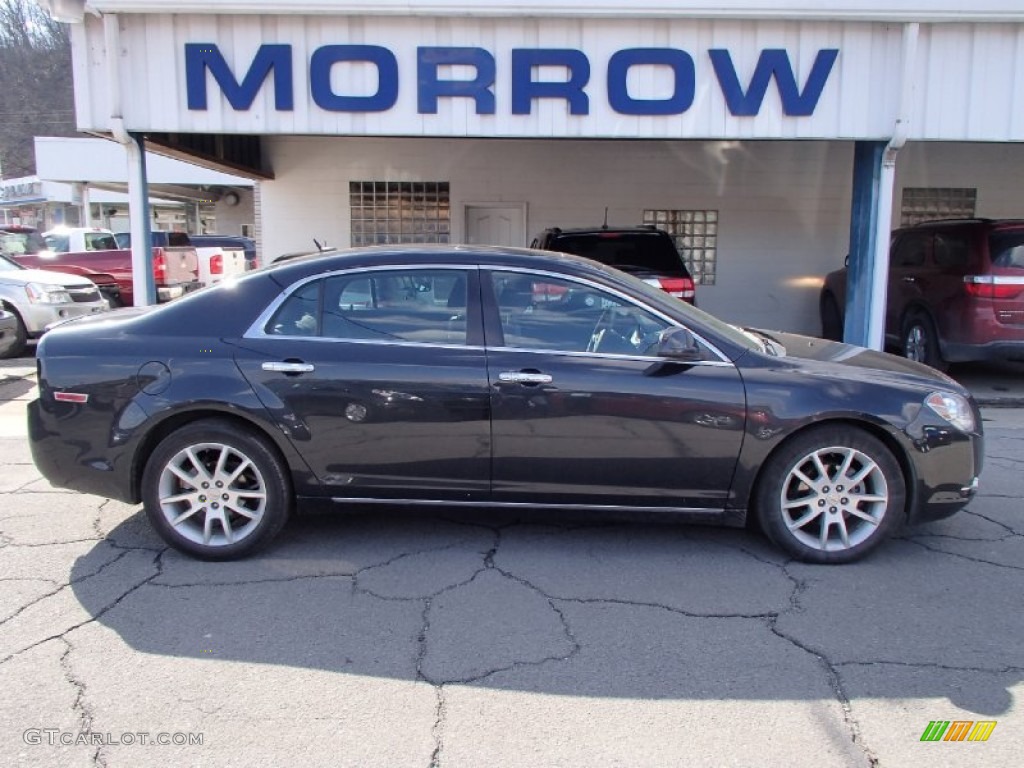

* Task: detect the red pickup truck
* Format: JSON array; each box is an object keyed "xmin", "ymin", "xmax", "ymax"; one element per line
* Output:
[{"xmin": 4, "ymin": 226, "xmax": 200, "ymax": 307}]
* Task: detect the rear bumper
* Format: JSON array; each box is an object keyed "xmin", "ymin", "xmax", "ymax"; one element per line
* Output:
[
  {"xmin": 942, "ymin": 339, "xmax": 1024, "ymax": 363},
  {"xmin": 157, "ymin": 280, "xmax": 202, "ymax": 303}
]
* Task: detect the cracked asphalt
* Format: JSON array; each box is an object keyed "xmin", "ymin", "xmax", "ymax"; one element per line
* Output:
[{"xmin": 0, "ymin": 355, "xmax": 1021, "ymax": 767}]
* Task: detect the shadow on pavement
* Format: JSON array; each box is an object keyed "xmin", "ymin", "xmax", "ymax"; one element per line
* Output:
[{"xmin": 68, "ymin": 507, "xmax": 1021, "ymax": 714}]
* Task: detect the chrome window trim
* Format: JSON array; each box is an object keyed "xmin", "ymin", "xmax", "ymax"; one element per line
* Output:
[
  {"xmin": 487, "ymin": 266, "xmax": 732, "ymax": 364},
  {"xmin": 244, "ymin": 263, "xmax": 477, "ymax": 341},
  {"xmin": 244, "ymin": 261, "xmax": 733, "ymax": 365}
]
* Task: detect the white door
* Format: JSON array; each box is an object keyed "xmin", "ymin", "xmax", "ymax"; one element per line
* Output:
[{"xmin": 464, "ymin": 205, "xmax": 527, "ymax": 247}]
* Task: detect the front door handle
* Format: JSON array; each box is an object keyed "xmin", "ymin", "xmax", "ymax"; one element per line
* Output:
[
  {"xmin": 902, "ymin": 276, "xmax": 917, "ymax": 283},
  {"xmin": 498, "ymin": 371, "xmax": 553, "ymax": 385},
  {"xmin": 262, "ymin": 361, "xmax": 315, "ymax": 374}
]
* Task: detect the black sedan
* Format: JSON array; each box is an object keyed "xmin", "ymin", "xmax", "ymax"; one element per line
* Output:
[{"xmin": 28, "ymin": 246, "xmax": 983, "ymax": 563}]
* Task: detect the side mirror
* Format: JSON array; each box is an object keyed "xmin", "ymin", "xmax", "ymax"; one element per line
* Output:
[{"xmin": 657, "ymin": 327, "xmax": 702, "ymax": 362}]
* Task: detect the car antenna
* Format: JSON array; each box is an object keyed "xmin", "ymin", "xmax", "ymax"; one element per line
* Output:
[
  {"xmin": 313, "ymin": 237, "xmax": 329, "ymax": 252},
  {"xmin": 602, "ymin": 207, "xmax": 609, "ymax": 230}
]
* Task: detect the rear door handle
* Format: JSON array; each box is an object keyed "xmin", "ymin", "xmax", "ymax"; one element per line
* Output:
[
  {"xmin": 498, "ymin": 371, "xmax": 553, "ymax": 385},
  {"xmin": 902, "ymin": 276, "xmax": 917, "ymax": 283},
  {"xmin": 262, "ymin": 361, "xmax": 315, "ymax": 374}
]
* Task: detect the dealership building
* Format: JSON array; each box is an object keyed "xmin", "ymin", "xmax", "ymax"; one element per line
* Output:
[{"xmin": 39, "ymin": 0, "xmax": 1024, "ymax": 342}]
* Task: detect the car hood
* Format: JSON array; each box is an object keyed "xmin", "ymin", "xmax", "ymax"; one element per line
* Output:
[
  {"xmin": 755, "ymin": 330, "xmax": 965, "ymax": 393},
  {"xmin": 0, "ymin": 268, "xmax": 96, "ymax": 288}
]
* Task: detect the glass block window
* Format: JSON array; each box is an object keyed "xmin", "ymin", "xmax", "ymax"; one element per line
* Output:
[
  {"xmin": 643, "ymin": 209, "xmax": 718, "ymax": 285},
  {"xmin": 900, "ymin": 188, "xmax": 976, "ymax": 227},
  {"xmin": 349, "ymin": 181, "xmax": 450, "ymax": 246}
]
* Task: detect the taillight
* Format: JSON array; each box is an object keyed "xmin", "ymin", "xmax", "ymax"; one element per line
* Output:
[
  {"xmin": 964, "ymin": 275, "xmax": 1024, "ymax": 299},
  {"xmin": 658, "ymin": 276, "xmax": 696, "ymax": 302},
  {"xmin": 152, "ymin": 253, "xmax": 167, "ymax": 281},
  {"xmin": 210, "ymin": 253, "xmax": 223, "ymax": 275}
]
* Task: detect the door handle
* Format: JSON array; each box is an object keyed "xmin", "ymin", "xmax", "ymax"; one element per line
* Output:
[
  {"xmin": 498, "ymin": 371, "xmax": 553, "ymax": 385},
  {"xmin": 262, "ymin": 361, "xmax": 315, "ymax": 374},
  {"xmin": 902, "ymin": 276, "xmax": 917, "ymax": 283}
]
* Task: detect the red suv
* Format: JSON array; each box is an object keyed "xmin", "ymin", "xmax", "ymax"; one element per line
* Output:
[{"xmin": 821, "ymin": 218, "xmax": 1024, "ymax": 368}]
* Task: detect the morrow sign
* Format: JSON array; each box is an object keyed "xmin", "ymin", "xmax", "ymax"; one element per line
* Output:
[{"xmin": 186, "ymin": 44, "xmax": 839, "ymax": 118}]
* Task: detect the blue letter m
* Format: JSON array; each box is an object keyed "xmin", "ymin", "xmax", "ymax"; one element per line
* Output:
[
  {"xmin": 710, "ymin": 48, "xmax": 837, "ymax": 117},
  {"xmin": 186, "ymin": 43, "xmax": 294, "ymax": 111}
]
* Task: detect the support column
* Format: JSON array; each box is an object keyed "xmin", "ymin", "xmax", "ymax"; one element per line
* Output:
[
  {"xmin": 126, "ymin": 132, "xmax": 156, "ymax": 306},
  {"xmin": 844, "ymin": 141, "xmax": 888, "ymax": 349}
]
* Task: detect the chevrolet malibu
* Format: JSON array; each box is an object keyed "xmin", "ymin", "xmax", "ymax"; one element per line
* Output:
[{"xmin": 28, "ymin": 246, "xmax": 983, "ymax": 563}]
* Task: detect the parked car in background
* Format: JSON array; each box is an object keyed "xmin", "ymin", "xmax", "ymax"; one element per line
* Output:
[
  {"xmin": 1, "ymin": 225, "xmax": 122, "ymax": 306},
  {"xmin": 30, "ymin": 245, "xmax": 981, "ymax": 564},
  {"xmin": 0, "ymin": 252, "xmax": 109, "ymax": 358},
  {"xmin": 532, "ymin": 225, "xmax": 697, "ymax": 303},
  {"xmin": 190, "ymin": 235, "xmax": 259, "ymax": 270},
  {"xmin": 821, "ymin": 218, "xmax": 1024, "ymax": 369},
  {"xmin": 187, "ymin": 235, "xmax": 249, "ymax": 286}
]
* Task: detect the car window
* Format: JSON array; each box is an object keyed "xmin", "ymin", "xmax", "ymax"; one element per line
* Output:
[
  {"xmin": 491, "ymin": 270, "xmax": 670, "ymax": 355},
  {"xmin": 84, "ymin": 232, "xmax": 117, "ymax": 250},
  {"xmin": 991, "ymin": 231, "xmax": 1024, "ymax": 269},
  {"xmin": 892, "ymin": 233, "xmax": 928, "ymax": 268},
  {"xmin": 934, "ymin": 233, "xmax": 970, "ymax": 269},
  {"xmin": 1, "ymin": 230, "xmax": 46, "ymax": 255},
  {"xmin": 266, "ymin": 269, "xmax": 469, "ymax": 345},
  {"xmin": 549, "ymin": 232, "xmax": 686, "ymax": 275}
]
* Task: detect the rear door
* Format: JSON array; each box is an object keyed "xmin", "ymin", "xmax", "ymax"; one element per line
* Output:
[{"xmin": 234, "ymin": 265, "xmax": 491, "ymax": 499}]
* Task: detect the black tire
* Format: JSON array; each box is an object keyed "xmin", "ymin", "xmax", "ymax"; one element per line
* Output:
[
  {"xmin": 755, "ymin": 426, "xmax": 906, "ymax": 564},
  {"xmin": 820, "ymin": 293, "xmax": 843, "ymax": 341},
  {"xmin": 141, "ymin": 419, "xmax": 292, "ymax": 560},
  {"xmin": 0, "ymin": 305, "xmax": 28, "ymax": 359},
  {"xmin": 901, "ymin": 311, "xmax": 947, "ymax": 371}
]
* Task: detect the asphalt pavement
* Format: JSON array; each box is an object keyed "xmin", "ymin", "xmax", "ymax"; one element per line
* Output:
[{"xmin": 0, "ymin": 352, "xmax": 1021, "ymax": 767}]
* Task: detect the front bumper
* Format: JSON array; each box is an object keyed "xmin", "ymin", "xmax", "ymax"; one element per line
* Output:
[{"xmin": 23, "ymin": 300, "xmax": 109, "ymax": 338}]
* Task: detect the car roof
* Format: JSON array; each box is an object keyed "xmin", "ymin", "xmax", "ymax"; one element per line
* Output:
[{"xmin": 542, "ymin": 226, "xmax": 666, "ymax": 236}]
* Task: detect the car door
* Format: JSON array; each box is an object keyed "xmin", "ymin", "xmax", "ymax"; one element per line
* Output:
[
  {"xmin": 886, "ymin": 231, "xmax": 931, "ymax": 339},
  {"xmin": 234, "ymin": 266, "xmax": 491, "ymax": 500},
  {"xmin": 483, "ymin": 268, "xmax": 746, "ymax": 509}
]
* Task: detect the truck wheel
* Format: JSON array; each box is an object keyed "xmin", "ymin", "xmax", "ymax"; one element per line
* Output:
[{"xmin": 0, "ymin": 306, "xmax": 27, "ymax": 359}]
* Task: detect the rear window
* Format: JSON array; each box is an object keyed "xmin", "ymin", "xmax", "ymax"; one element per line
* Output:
[
  {"xmin": 549, "ymin": 232, "xmax": 687, "ymax": 275},
  {"xmin": 990, "ymin": 231, "xmax": 1024, "ymax": 269}
]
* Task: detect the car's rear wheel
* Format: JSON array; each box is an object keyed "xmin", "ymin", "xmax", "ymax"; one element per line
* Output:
[
  {"xmin": 820, "ymin": 293, "xmax": 843, "ymax": 341},
  {"xmin": 142, "ymin": 420, "xmax": 291, "ymax": 559},
  {"xmin": 0, "ymin": 305, "xmax": 27, "ymax": 359},
  {"xmin": 755, "ymin": 426, "xmax": 905, "ymax": 564},
  {"xmin": 901, "ymin": 311, "xmax": 947, "ymax": 371}
]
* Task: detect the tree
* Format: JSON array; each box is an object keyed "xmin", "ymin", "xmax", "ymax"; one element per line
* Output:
[{"xmin": 0, "ymin": 0, "xmax": 77, "ymax": 179}]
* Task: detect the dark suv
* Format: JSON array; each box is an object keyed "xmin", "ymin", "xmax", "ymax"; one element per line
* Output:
[
  {"xmin": 531, "ymin": 226, "xmax": 696, "ymax": 304},
  {"xmin": 820, "ymin": 218, "xmax": 1024, "ymax": 368}
]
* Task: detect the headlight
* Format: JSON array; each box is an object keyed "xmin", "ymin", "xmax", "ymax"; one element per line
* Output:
[
  {"xmin": 925, "ymin": 391, "xmax": 975, "ymax": 433},
  {"xmin": 25, "ymin": 282, "xmax": 73, "ymax": 304}
]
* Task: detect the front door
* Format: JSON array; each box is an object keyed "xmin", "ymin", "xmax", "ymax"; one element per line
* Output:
[
  {"xmin": 483, "ymin": 269, "xmax": 746, "ymax": 509},
  {"xmin": 465, "ymin": 205, "xmax": 527, "ymax": 246}
]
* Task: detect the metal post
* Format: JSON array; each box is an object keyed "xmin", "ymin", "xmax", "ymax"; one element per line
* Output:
[
  {"xmin": 844, "ymin": 141, "xmax": 887, "ymax": 348},
  {"xmin": 126, "ymin": 133, "xmax": 155, "ymax": 306}
]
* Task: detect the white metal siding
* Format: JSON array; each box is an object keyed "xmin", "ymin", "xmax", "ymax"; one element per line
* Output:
[{"xmin": 72, "ymin": 14, "xmax": 1024, "ymax": 142}]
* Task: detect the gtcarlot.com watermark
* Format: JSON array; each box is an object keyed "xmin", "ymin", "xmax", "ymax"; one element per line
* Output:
[{"xmin": 24, "ymin": 729, "xmax": 203, "ymax": 747}]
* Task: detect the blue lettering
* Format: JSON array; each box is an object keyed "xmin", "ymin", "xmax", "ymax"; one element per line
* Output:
[
  {"xmin": 418, "ymin": 47, "xmax": 496, "ymax": 114},
  {"xmin": 511, "ymin": 49, "xmax": 590, "ymax": 115},
  {"xmin": 607, "ymin": 49, "xmax": 695, "ymax": 116},
  {"xmin": 310, "ymin": 45, "xmax": 398, "ymax": 112},
  {"xmin": 185, "ymin": 43, "xmax": 293, "ymax": 111},
  {"xmin": 709, "ymin": 48, "xmax": 838, "ymax": 117}
]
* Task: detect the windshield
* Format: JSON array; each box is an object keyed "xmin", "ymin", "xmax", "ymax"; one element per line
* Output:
[
  {"xmin": 1, "ymin": 229, "xmax": 47, "ymax": 256},
  {"xmin": 0, "ymin": 253, "xmax": 25, "ymax": 272}
]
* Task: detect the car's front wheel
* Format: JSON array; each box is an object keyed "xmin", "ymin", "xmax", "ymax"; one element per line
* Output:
[
  {"xmin": 141, "ymin": 420, "xmax": 291, "ymax": 559},
  {"xmin": 755, "ymin": 426, "xmax": 905, "ymax": 564},
  {"xmin": 0, "ymin": 305, "xmax": 27, "ymax": 359}
]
